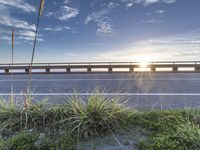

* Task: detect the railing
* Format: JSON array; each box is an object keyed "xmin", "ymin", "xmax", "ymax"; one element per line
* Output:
[
  {"xmin": 0, "ymin": 61, "xmax": 200, "ymax": 66},
  {"xmin": 0, "ymin": 61, "xmax": 200, "ymax": 74}
]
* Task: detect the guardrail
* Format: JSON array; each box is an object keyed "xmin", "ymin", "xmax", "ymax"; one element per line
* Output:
[{"xmin": 0, "ymin": 61, "xmax": 200, "ymax": 74}]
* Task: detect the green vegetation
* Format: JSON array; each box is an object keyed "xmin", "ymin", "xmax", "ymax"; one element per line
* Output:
[
  {"xmin": 136, "ymin": 110, "xmax": 200, "ymax": 150},
  {"xmin": 1, "ymin": 95, "xmax": 200, "ymax": 149}
]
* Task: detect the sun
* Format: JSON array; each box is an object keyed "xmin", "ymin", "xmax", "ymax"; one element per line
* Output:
[
  {"xmin": 139, "ymin": 62, "xmax": 149, "ymax": 68},
  {"xmin": 136, "ymin": 55, "xmax": 152, "ymax": 68}
]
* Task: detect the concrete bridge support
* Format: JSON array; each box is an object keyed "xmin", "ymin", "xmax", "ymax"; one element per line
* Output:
[
  {"xmin": 108, "ymin": 67, "xmax": 113, "ymax": 73},
  {"xmin": 151, "ymin": 66, "xmax": 156, "ymax": 72},
  {"xmin": 46, "ymin": 68, "xmax": 50, "ymax": 73},
  {"xmin": 25, "ymin": 68, "xmax": 29, "ymax": 73},
  {"xmin": 5, "ymin": 69, "xmax": 9, "ymax": 74},
  {"xmin": 173, "ymin": 67, "xmax": 178, "ymax": 72},
  {"xmin": 129, "ymin": 66, "xmax": 134, "ymax": 72},
  {"xmin": 66, "ymin": 68, "xmax": 71, "ymax": 73},
  {"xmin": 195, "ymin": 67, "xmax": 200, "ymax": 72},
  {"xmin": 87, "ymin": 68, "xmax": 92, "ymax": 72}
]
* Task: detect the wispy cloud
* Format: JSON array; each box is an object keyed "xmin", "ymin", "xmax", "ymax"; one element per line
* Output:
[
  {"xmin": 85, "ymin": 2, "xmax": 118, "ymax": 37},
  {"xmin": 141, "ymin": 19, "xmax": 164, "ymax": 23},
  {"xmin": 155, "ymin": 9, "xmax": 165, "ymax": 14},
  {"xmin": 0, "ymin": 0, "xmax": 40, "ymax": 44},
  {"xmin": 46, "ymin": 1, "xmax": 79, "ymax": 21},
  {"xmin": 64, "ymin": 0, "xmax": 70, "ymax": 4},
  {"xmin": 162, "ymin": 0, "xmax": 177, "ymax": 4},
  {"xmin": 18, "ymin": 30, "xmax": 44, "ymax": 42},
  {"xmin": 0, "ymin": 14, "xmax": 36, "ymax": 30},
  {"xmin": 0, "ymin": 35, "xmax": 10, "ymax": 41},
  {"xmin": 43, "ymin": 26, "xmax": 71, "ymax": 32},
  {"xmin": 0, "ymin": 0, "xmax": 36, "ymax": 12},
  {"xmin": 85, "ymin": 13, "xmax": 117, "ymax": 37},
  {"xmin": 58, "ymin": 6, "xmax": 79, "ymax": 21},
  {"xmin": 0, "ymin": 29, "xmax": 44, "ymax": 43},
  {"xmin": 121, "ymin": 0, "xmax": 177, "ymax": 7}
]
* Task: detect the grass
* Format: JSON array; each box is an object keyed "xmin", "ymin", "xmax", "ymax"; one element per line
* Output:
[
  {"xmin": 0, "ymin": 93, "xmax": 134, "ymax": 149},
  {"xmin": 1, "ymin": 95, "xmax": 200, "ymax": 149}
]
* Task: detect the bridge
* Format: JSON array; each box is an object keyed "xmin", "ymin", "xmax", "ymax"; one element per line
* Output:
[{"xmin": 1, "ymin": 61, "xmax": 200, "ymax": 74}]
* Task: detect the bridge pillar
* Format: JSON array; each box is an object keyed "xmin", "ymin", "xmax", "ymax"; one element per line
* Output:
[
  {"xmin": 151, "ymin": 66, "xmax": 156, "ymax": 72},
  {"xmin": 46, "ymin": 68, "xmax": 50, "ymax": 73},
  {"xmin": 66, "ymin": 68, "xmax": 71, "ymax": 73},
  {"xmin": 25, "ymin": 68, "xmax": 29, "ymax": 73},
  {"xmin": 195, "ymin": 67, "xmax": 200, "ymax": 72},
  {"xmin": 87, "ymin": 68, "xmax": 92, "ymax": 72},
  {"xmin": 5, "ymin": 69, "xmax": 9, "ymax": 74},
  {"xmin": 172, "ymin": 67, "xmax": 178, "ymax": 72},
  {"xmin": 108, "ymin": 67, "xmax": 113, "ymax": 72},
  {"xmin": 129, "ymin": 66, "xmax": 134, "ymax": 72}
]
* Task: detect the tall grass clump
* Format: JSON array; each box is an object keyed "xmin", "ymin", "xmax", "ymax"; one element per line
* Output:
[
  {"xmin": 0, "ymin": 97, "xmax": 47, "ymax": 136},
  {"xmin": 0, "ymin": 93, "xmax": 134, "ymax": 138},
  {"xmin": 66, "ymin": 94, "xmax": 133, "ymax": 137}
]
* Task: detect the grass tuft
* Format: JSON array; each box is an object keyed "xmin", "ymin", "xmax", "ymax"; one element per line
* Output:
[{"xmin": 66, "ymin": 94, "xmax": 132, "ymax": 137}]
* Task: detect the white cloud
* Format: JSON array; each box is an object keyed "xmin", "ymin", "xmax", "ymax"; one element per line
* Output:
[
  {"xmin": 0, "ymin": 29, "xmax": 44, "ymax": 43},
  {"xmin": 0, "ymin": 14, "xmax": 36, "ymax": 30},
  {"xmin": 0, "ymin": 35, "xmax": 10, "ymax": 41},
  {"xmin": 141, "ymin": 19, "xmax": 164, "ymax": 23},
  {"xmin": 85, "ymin": 3, "xmax": 118, "ymax": 37},
  {"xmin": 45, "ymin": 1, "xmax": 79, "ymax": 22},
  {"xmin": 85, "ymin": 12, "xmax": 117, "ymax": 37},
  {"xmin": 45, "ymin": 12, "xmax": 54, "ymax": 17},
  {"xmin": 145, "ymin": 0, "xmax": 160, "ymax": 5},
  {"xmin": 64, "ymin": 0, "xmax": 70, "ymax": 4},
  {"xmin": 58, "ymin": 6, "xmax": 79, "ymax": 21},
  {"xmin": 43, "ymin": 26, "xmax": 71, "ymax": 32},
  {"xmin": 0, "ymin": 0, "xmax": 36, "ymax": 12},
  {"xmin": 17, "ymin": 30, "xmax": 44, "ymax": 42},
  {"xmin": 107, "ymin": 2, "xmax": 120, "ymax": 8},
  {"xmin": 18, "ymin": 30, "xmax": 35, "ymax": 37},
  {"xmin": 0, "ymin": 1, "xmax": 39, "ymax": 44},
  {"xmin": 126, "ymin": 3, "xmax": 134, "ymax": 7},
  {"xmin": 162, "ymin": 0, "xmax": 177, "ymax": 4},
  {"xmin": 65, "ymin": 53, "xmax": 80, "ymax": 57},
  {"xmin": 18, "ymin": 36, "xmax": 44, "ymax": 42},
  {"xmin": 95, "ymin": 28, "xmax": 200, "ymax": 62},
  {"xmin": 121, "ymin": 0, "xmax": 177, "ymax": 7},
  {"xmin": 155, "ymin": 10, "xmax": 165, "ymax": 14}
]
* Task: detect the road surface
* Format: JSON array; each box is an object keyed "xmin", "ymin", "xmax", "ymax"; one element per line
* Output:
[{"xmin": 1, "ymin": 72, "xmax": 200, "ymax": 109}]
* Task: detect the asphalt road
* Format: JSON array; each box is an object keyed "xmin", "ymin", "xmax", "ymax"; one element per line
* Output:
[{"xmin": 1, "ymin": 72, "xmax": 200, "ymax": 109}]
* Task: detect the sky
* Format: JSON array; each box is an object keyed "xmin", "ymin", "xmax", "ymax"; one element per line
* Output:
[{"xmin": 0, "ymin": 0, "xmax": 200, "ymax": 63}]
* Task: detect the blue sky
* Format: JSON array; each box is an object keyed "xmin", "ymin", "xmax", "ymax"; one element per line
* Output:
[{"xmin": 0, "ymin": 0, "xmax": 200, "ymax": 63}]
